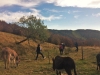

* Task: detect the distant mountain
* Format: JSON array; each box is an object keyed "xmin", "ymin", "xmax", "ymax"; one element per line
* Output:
[
  {"xmin": 49, "ymin": 29, "xmax": 100, "ymax": 40},
  {"xmin": 48, "ymin": 29, "xmax": 100, "ymax": 46}
]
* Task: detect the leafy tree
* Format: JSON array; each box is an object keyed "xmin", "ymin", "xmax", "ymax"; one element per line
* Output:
[{"xmin": 16, "ymin": 15, "xmax": 49, "ymax": 44}]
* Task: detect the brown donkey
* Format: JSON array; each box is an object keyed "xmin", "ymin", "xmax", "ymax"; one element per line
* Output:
[{"xmin": 1, "ymin": 47, "xmax": 19, "ymax": 69}]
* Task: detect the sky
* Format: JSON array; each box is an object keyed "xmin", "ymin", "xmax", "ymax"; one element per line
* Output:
[{"xmin": 0, "ymin": 0, "xmax": 100, "ymax": 30}]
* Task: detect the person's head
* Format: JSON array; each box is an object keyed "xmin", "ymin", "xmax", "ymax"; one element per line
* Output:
[{"xmin": 38, "ymin": 44, "xmax": 40, "ymax": 47}]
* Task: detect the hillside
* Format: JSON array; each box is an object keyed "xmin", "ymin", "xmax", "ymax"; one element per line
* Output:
[{"xmin": 0, "ymin": 31, "xmax": 56, "ymax": 56}]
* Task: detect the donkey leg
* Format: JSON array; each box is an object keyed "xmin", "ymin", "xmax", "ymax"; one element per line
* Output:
[
  {"xmin": 56, "ymin": 70, "xmax": 61, "ymax": 75},
  {"xmin": 56, "ymin": 70, "xmax": 59, "ymax": 75},
  {"xmin": 65, "ymin": 69, "xmax": 72, "ymax": 75},
  {"xmin": 74, "ymin": 67, "xmax": 77, "ymax": 75},
  {"xmin": 97, "ymin": 64, "xmax": 98, "ymax": 70},
  {"xmin": 59, "ymin": 71, "xmax": 61, "ymax": 75},
  {"xmin": 4, "ymin": 60, "xmax": 7, "ymax": 69}
]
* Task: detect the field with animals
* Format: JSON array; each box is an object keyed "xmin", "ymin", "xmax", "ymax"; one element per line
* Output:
[{"xmin": 0, "ymin": 31, "xmax": 100, "ymax": 75}]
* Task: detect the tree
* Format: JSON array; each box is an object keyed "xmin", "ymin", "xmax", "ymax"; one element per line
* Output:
[{"xmin": 16, "ymin": 15, "xmax": 49, "ymax": 44}]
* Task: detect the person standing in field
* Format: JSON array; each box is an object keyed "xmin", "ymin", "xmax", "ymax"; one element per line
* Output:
[
  {"xmin": 35, "ymin": 44, "xmax": 46, "ymax": 60},
  {"xmin": 75, "ymin": 42, "xmax": 78, "ymax": 52},
  {"xmin": 59, "ymin": 43, "xmax": 64, "ymax": 55},
  {"xmin": 62, "ymin": 43, "xmax": 65, "ymax": 50}
]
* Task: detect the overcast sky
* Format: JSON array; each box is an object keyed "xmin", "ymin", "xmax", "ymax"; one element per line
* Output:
[{"xmin": 0, "ymin": 0, "xmax": 100, "ymax": 30}]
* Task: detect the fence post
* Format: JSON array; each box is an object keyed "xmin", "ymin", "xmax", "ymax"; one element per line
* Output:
[
  {"xmin": 81, "ymin": 42, "xmax": 84, "ymax": 60},
  {"xmin": 47, "ymin": 51, "xmax": 50, "ymax": 64},
  {"xmin": 81, "ymin": 46, "xmax": 83, "ymax": 60}
]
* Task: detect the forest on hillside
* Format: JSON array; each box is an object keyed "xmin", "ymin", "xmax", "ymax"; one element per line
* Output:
[{"xmin": 0, "ymin": 20, "xmax": 100, "ymax": 46}]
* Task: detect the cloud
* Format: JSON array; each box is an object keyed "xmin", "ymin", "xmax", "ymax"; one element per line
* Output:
[
  {"xmin": 0, "ymin": 11, "xmax": 31, "ymax": 22},
  {"xmin": 68, "ymin": 10, "xmax": 71, "ymax": 14},
  {"xmin": 46, "ymin": 0, "xmax": 100, "ymax": 8},
  {"xmin": 74, "ymin": 15, "xmax": 79, "ymax": 19},
  {"xmin": 42, "ymin": 15, "xmax": 62, "ymax": 21},
  {"xmin": 0, "ymin": 8, "xmax": 62, "ymax": 22},
  {"xmin": 67, "ymin": 10, "xmax": 81, "ymax": 14},
  {"xmin": 73, "ymin": 10, "xmax": 81, "ymax": 13},
  {"xmin": 43, "ymin": 8, "xmax": 66, "ymax": 13},
  {"xmin": 1, "ymin": 0, "xmax": 100, "ymax": 8},
  {"xmin": 28, "ymin": 9, "xmax": 62, "ymax": 21},
  {"xmin": 86, "ymin": 15, "xmax": 89, "ymax": 16},
  {"xmin": 92, "ymin": 13, "xmax": 100, "ymax": 17},
  {"xmin": 0, "ymin": 0, "xmax": 43, "ymax": 7},
  {"xmin": 89, "ymin": 0, "xmax": 100, "ymax": 5},
  {"xmin": 44, "ymin": 9, "xmax": 60, "ymax": 13}
]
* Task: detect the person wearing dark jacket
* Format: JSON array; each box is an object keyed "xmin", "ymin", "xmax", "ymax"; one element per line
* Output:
[
  {"xmin": 75, "ymin": 42, "xmax": 78, "ymax": 52},
  {"xmin": 35, "ymin": 44, "xmax": 46, "ymax": 60}
]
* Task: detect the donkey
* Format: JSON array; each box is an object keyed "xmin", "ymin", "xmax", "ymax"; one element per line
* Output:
[
  {"xmin": 52, "ymin": 56, "xmax": 77, "ymax": 75},
  {"xmin": 1, "ymin": 47, "xmax": 19, "ymax": 69},
  {"xmin": 96, "ymin": 53, "xmax": 100, "ymax": 70}
]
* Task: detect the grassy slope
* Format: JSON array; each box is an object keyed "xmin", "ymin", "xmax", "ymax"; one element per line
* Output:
[{"xmin": 0, "ymin": 32, "xmax": 100, "ymax": 75}]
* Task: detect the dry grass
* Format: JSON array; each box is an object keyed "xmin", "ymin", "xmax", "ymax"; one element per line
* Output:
[{"xmin": 0, "ymin": 31, "xmax": 100, "ymax": 75}]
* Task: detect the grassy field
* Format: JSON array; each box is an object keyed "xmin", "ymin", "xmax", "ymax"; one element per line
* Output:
[{"xmin": 0, "ymin": 32, "xmax": 100, "ymax": 75}]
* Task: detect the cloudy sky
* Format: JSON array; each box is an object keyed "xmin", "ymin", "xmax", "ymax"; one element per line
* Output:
[{"xmin": 0, "ymin": 0, "xmax": 100, "ymax": 30}]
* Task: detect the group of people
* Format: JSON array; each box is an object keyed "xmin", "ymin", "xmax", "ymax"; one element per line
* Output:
[
  {"xmin": 59, "ymin": 42, "xmax": 78, "ymax": 55},
  {"xmin": 35, "ymin": 42, "xmax": 78, "ymax": 60}
]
